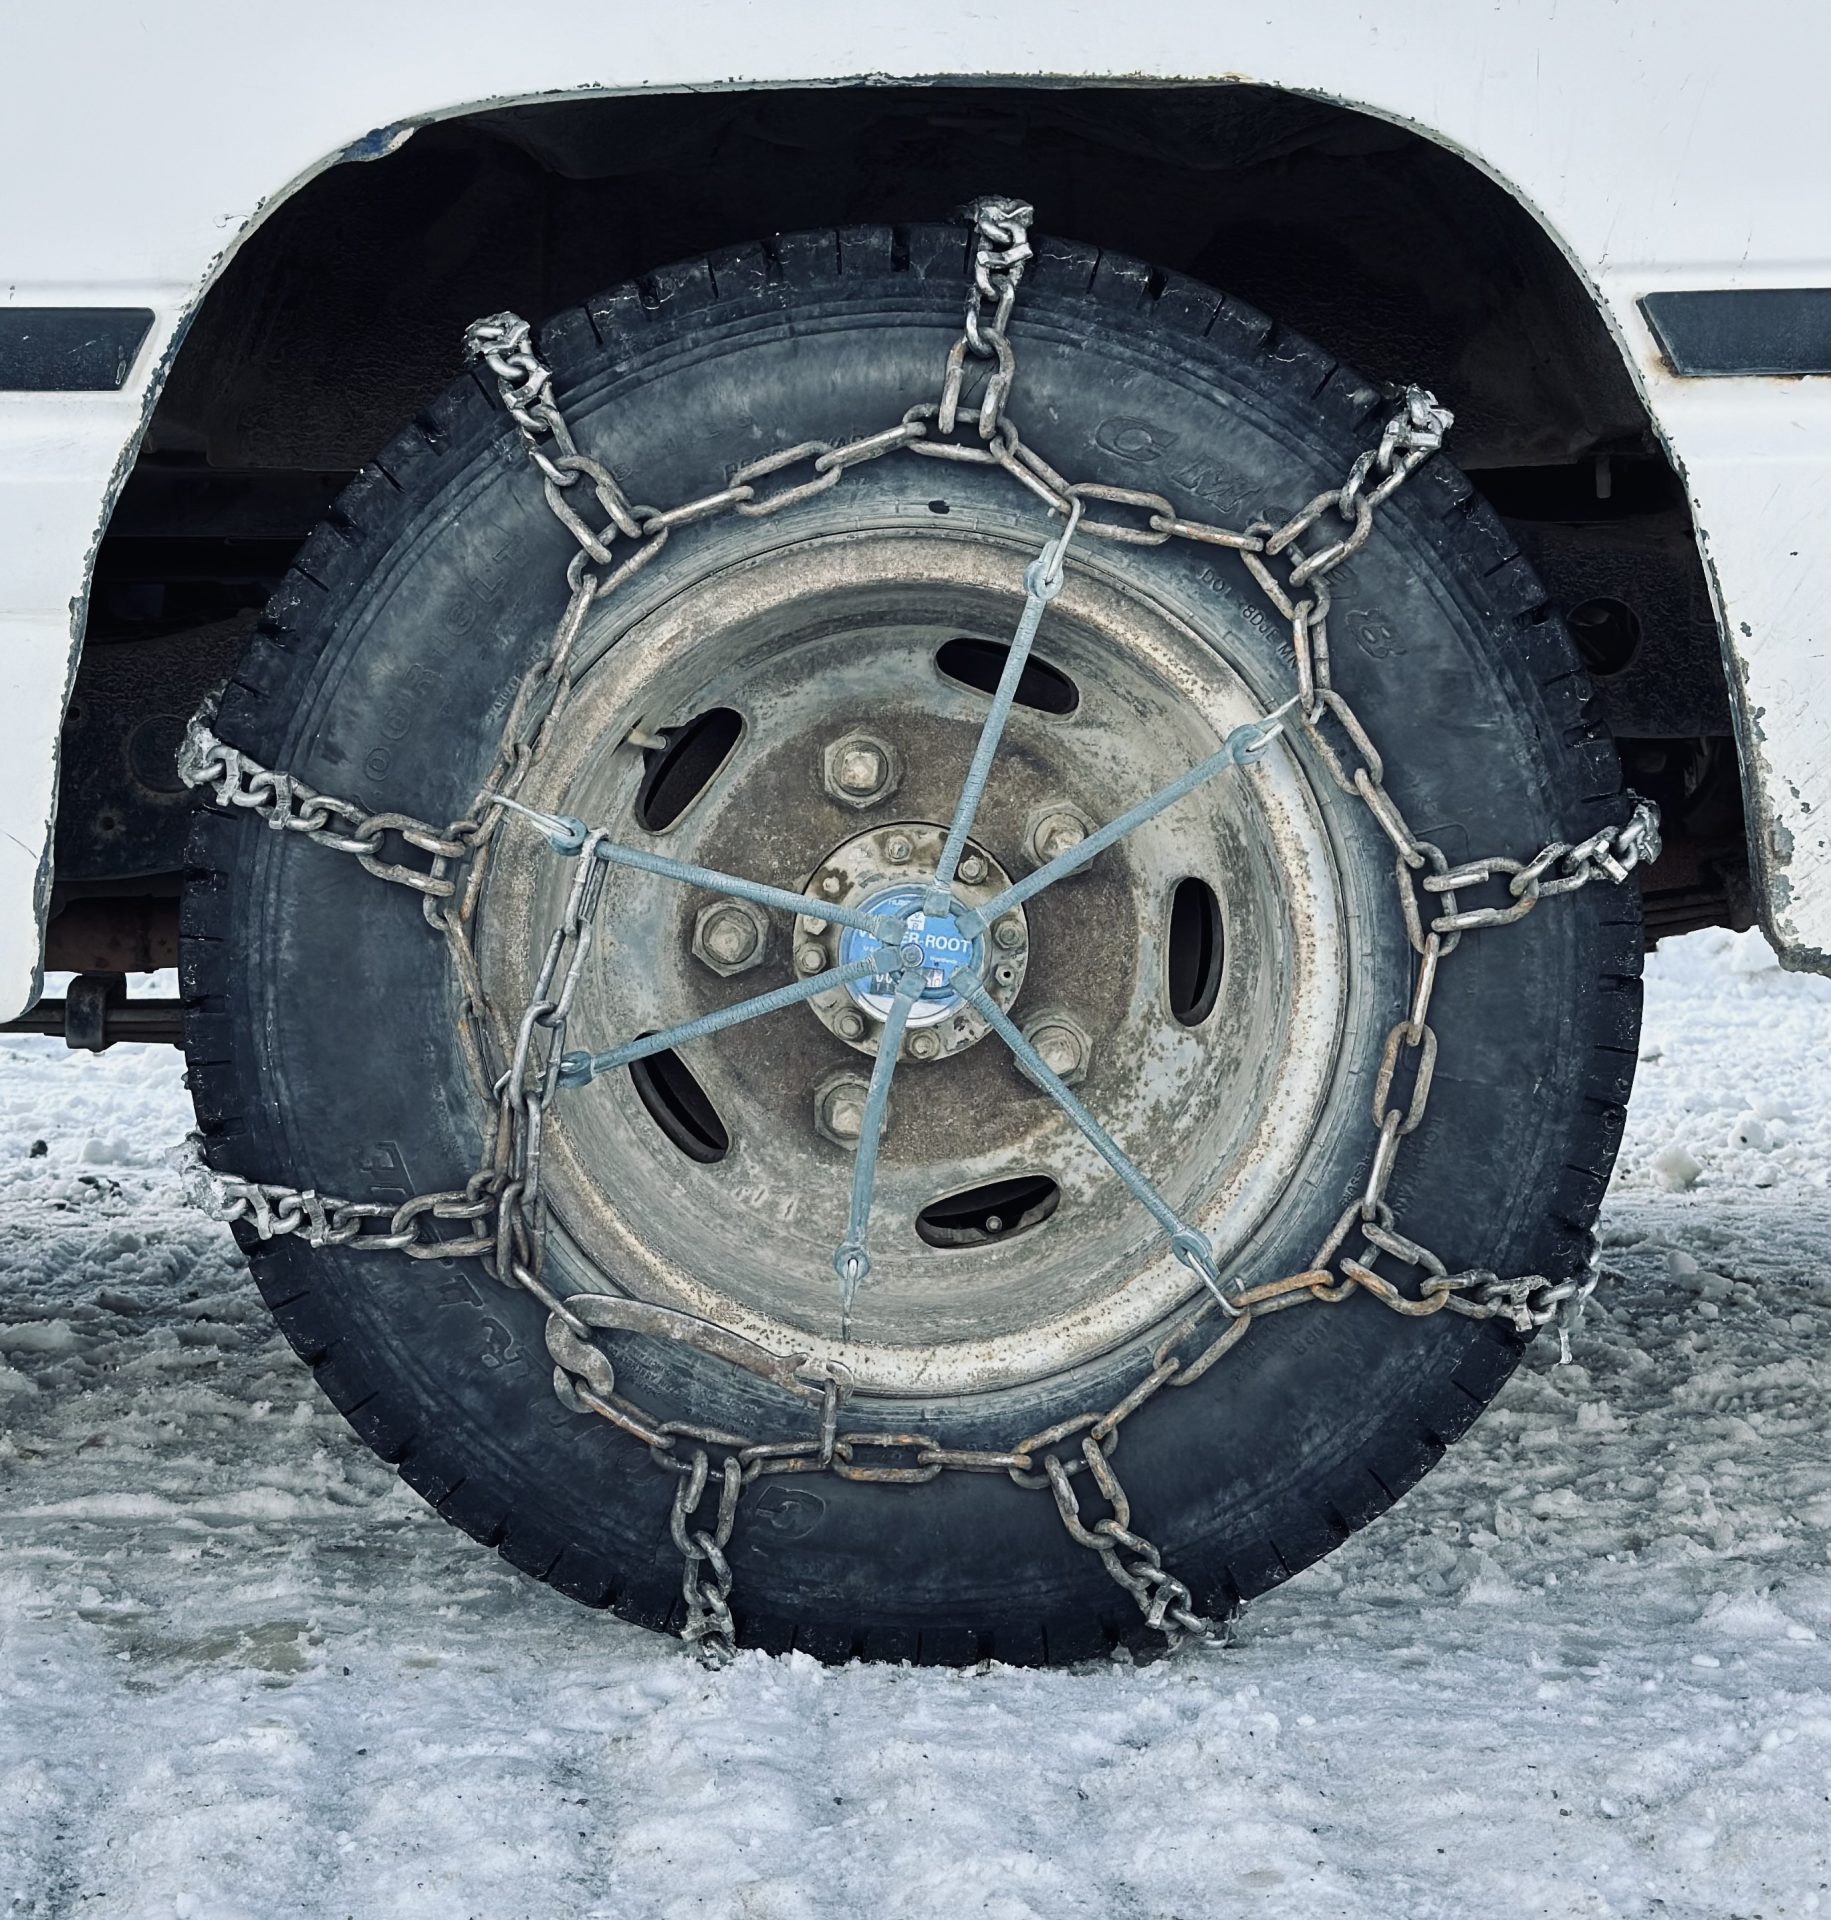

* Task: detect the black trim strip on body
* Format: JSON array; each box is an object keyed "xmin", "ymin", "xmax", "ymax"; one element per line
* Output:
[
  {"xmin": 0, "ymin": 308, "xmax": 155, "ymax": 391},
  {"xmin": 1641, "ymin": 288, "xmax": 1831, "ymax": 377}
]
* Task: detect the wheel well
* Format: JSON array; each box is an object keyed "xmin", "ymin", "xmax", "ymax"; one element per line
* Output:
[{"xmin": 55, "ymin": 81, "xmax": 1746, "ymax": 968}]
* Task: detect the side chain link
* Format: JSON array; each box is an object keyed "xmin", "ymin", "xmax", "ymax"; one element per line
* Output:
[{"xmin": 181, "ymin": 196, "xmax": 1660, "ymax": 1664}]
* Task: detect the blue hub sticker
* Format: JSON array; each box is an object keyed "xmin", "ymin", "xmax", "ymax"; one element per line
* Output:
[{"xmin": 838, "ymin": 885, "xmax": 985, "ymax": 1026}]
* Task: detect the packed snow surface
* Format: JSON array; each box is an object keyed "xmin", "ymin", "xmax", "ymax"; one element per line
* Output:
[{"xmin": 1, "ymin": 929, "xmax": 1828, "ymax": 1917}]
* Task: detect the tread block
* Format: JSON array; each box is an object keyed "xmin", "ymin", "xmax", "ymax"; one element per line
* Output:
[
  {"xmin": 912, "ymin": 1624, "xmax": 981, "ymax": 1667},
  {"xmin": 497, "ymin": 1522, "xmax": 565, "ymax": 1582},
  {"xmin": 538, "ymin": 306, "xmax": 603, "ymax": 382},
  {"xmin": 1258, "ymin": 323, "xmax": 1337, "ymax": 397},
  {"xmin": 792, "ymin": 1620, "xmax": 857, "ymax": 1663},
  {"xmin": 586, "ymin": 284, "xmax": 651, "ymax": 353},
  {"xmin": 399, "ymin": 1452, "xmax": 466, "ymax": 1511},
  {"xmin": 838, "ymin": 225, "xmax": 896, "ymax": 278},
  {"xmin": 342, "ymin": 1394, "xmax": 415, "ymax": 1464},
  {"xmin": 1090, "ymin": 251, "xmax": 1156, "ymax": 309},
  {"xmin": 898, "ymin": 223, "xmax": 970, "ymax": 284},
  {"xmin": 737, "ymin": 1611, "xmax": 795, "ymax": 1657},
  {"xmin": 1207, "ymin": 294, "xmax": 1275, "ymax": 358},
  {"xmin": 768, "ymin": 228, "xmax": 841, "ymax": 290},
  {"xmin": 545, "ymin": 1545, "xmax": 614, "ymax": 1610},
  {"xmin": 1148, "ymin": 271, "xmax": 1222, "ymax": 337},
  {"xmin": 436, "ymin": 1479, "xmax": 509, "ymax": 1548},
  {"xmin": 705, "ymin": 241, "xmax": 779, "ymax": 305},
  {"xmin": 641, "ymin": 255, "xmax": 717, "ymax": 319},
  {"xmin": 1026, "ymin": 235, "xmax": 1100, "ymax": 295}
]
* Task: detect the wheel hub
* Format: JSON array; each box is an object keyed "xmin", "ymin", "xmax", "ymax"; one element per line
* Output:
[{"xmin": 799, "ymin": 822, "xmax": 1028, "ymax": 1058}]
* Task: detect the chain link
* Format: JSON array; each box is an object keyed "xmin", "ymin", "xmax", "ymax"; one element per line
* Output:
[{"xmin": 182, "ymin": 199, "xmax": 1659, "ymax": 1663}]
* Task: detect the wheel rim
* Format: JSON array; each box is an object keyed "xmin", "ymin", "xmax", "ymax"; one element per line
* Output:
[{"xmin": 478, "ymin": 522, "xmax": 1349, "ymax": 1398}]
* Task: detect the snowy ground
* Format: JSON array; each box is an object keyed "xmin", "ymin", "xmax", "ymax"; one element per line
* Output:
[{"xmin": 1, "ymin": 929, "xmax": 1827, "ymax": 1919}]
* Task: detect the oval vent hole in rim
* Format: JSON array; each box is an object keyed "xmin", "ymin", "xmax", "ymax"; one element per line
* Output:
[
  {"xmin": 936, "ymin": 638, "xmax": 1079, "ymax": 716},
  {"xmin": 636, "ymin": 707, "xmax": 743, "ymax": 830},
  {"xmin": 916, "ymin": 1174, "xmax": 1060, "ymax": 1249},
  {"xmin": 628, "ymin": 1045, "xmax": 730, "ymax": 1164},
  {"xmin": 1166, "ymin": 877, "xmax": 1224, "ymax": 1028}
]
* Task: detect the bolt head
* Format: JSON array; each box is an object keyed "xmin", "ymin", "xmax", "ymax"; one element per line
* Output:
[
  {"xmin": 824, "ymin": 733, "xmax": 900, "ymax": 809},
  {"xmin": 815, "ymin": 1075, "xmax": 872, "ymax": 1146},
  {"xmin": 797, "ymin": 945, "xmax": 827, "ymax": 975},
  {"xmin": 837, "ymin": 745, "xmax": 885, "ymax": 793},
  {"xmin": 907, "ymin": 1031, "xmax": 940, "ymax": 1061},
  {"xmin": 819, "ymin": 873, "xmax": 843, "ymax": 898},
  {"xmin": 1026, "ymin": 804, "xmax": 1096, "ymax": 870},
  {"xmin": 691, "ymin": 901, "xmax": 768, "ymax": 977},
  {"xmin": 1022, "ymin": 1012, "xmax": 1091, "ymax": 1087},
  {"xmin": 1039, "ymin": 815, "xmax": 1086, "ymax": 861},
  {"xmin": 703, "ymin": 913, "xmax": 756, "ymax": 966},
  {"xmin": 993, "ymin": 918, "xmax": 1024, "ymax": 951},
  {"xmin": 1034, "ymin": 1030, "xmax": 1080, "ymax": 1076},
  {"xmin": 835, "ymin": 1008, "xmax": 866, "ymax": 1041},
  {"xmin": 886, "ymin": 835, "xmax": 913, "ymax": 865},
  {"xmin": 958, "ymin": 852, "xmax": 987, "ymax": 885}
]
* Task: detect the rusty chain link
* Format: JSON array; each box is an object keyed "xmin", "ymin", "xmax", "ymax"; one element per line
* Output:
[{"xmin": 180, "ymin": 197, "xmax": 1657, "ymax": 1662}]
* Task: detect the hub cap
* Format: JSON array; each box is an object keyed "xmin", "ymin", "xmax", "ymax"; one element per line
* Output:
[{"xmin": 801, "ymin": 822, "xmax": 1027, "ymax": 1058}]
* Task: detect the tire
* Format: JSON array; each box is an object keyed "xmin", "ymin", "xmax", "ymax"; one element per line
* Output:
[{"xmin": 181, "ymin": 224, "xmax": 1641, "ymax": 1665}]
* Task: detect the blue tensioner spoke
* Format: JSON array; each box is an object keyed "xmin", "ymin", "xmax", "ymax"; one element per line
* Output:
[
  {"xmin": 489, "ymin": 796, "xmax": 904, "ymax": 942},
  {"xmin": 557, "ymin": 956, "xmax": 884, "ymax": 1090},
  {"xmin": 953, "ymin": 700, "xmax": 1299, "ymax": 939},
  {"xmin": 952, "ymin": 969, "xmax": 1236, "ymax": 1310},
  {"xmin": 927, "ymin": 498, "xmax": 1083, "ymax": 906},
  {"xmin": 832, "ymin": 952, "xmax": 926, "ymax": 1334}
]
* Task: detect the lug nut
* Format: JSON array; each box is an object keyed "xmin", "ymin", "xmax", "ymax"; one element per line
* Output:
[
  {"xmin": 907, "ymin": 1030, "xmax": 940, "ymax": 1061},
  {"xmin": 1031, "ymin": 809, "xmax": 1090, "ymax": 865},
  {"xmin": 691, "ymin": 900, "xmax": 768, "ymax": 977},
  {"xmin": 957, "ymin": 852, "xmax": 987, "ymax": 884},
  {"xmin": 818, "ymin": 1080, "xmax": 868, "ymax": 1143},
  {"xmin": 886, "ymin": 834, "xmax": 913, "ymax": 865},
  {"xmin": 838, "ymin": 745, "xmax": 884, "ymax": 793},
  {"xmin": 823, "ymin": 732, "xmax": 901, "ymax": 809},
  {"xmin": 1022, "ymin": 1013, "xmax": 1092, "ymax": 1087},
  {"xmin": 993, "ymin": 918, "xmax": 1024, "ymax": 951}
]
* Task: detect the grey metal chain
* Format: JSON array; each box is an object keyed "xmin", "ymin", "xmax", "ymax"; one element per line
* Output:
[{"xmin": 180, "ymin": 196, "xmax": 1659, "ymax": 1663}]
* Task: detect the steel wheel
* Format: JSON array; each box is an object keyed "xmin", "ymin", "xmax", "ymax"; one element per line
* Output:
[{"xmin": 481, "ymin": 523, "xmax": 1346, "ymax": 1398}]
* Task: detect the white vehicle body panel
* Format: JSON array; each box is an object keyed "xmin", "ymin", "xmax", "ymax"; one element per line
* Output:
[{"xmin": 1, "ymin": 0, "xmax": 1827, "ymax": 1015}]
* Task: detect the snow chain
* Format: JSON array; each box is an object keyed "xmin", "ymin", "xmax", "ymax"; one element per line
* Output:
[{"xmin": 177, "ymin": 197, "xmax": 1661, "ymax": 1665}]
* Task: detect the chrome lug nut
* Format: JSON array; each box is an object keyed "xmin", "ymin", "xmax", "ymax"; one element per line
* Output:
[
  {"xmin": 1022, "ymin": 1011, "xmax": 1092, "ymax": 1087},
  {"xmin": 691, "ymin": 900, "xmax": 768, "ymax": 977},
  {"xmin": 815, "ymin": 1074, "xmax": 871, "ymax": 1146},
  {"xmin": 823, "ymin": 732, "xmax": 901, "ymax": 809}
]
